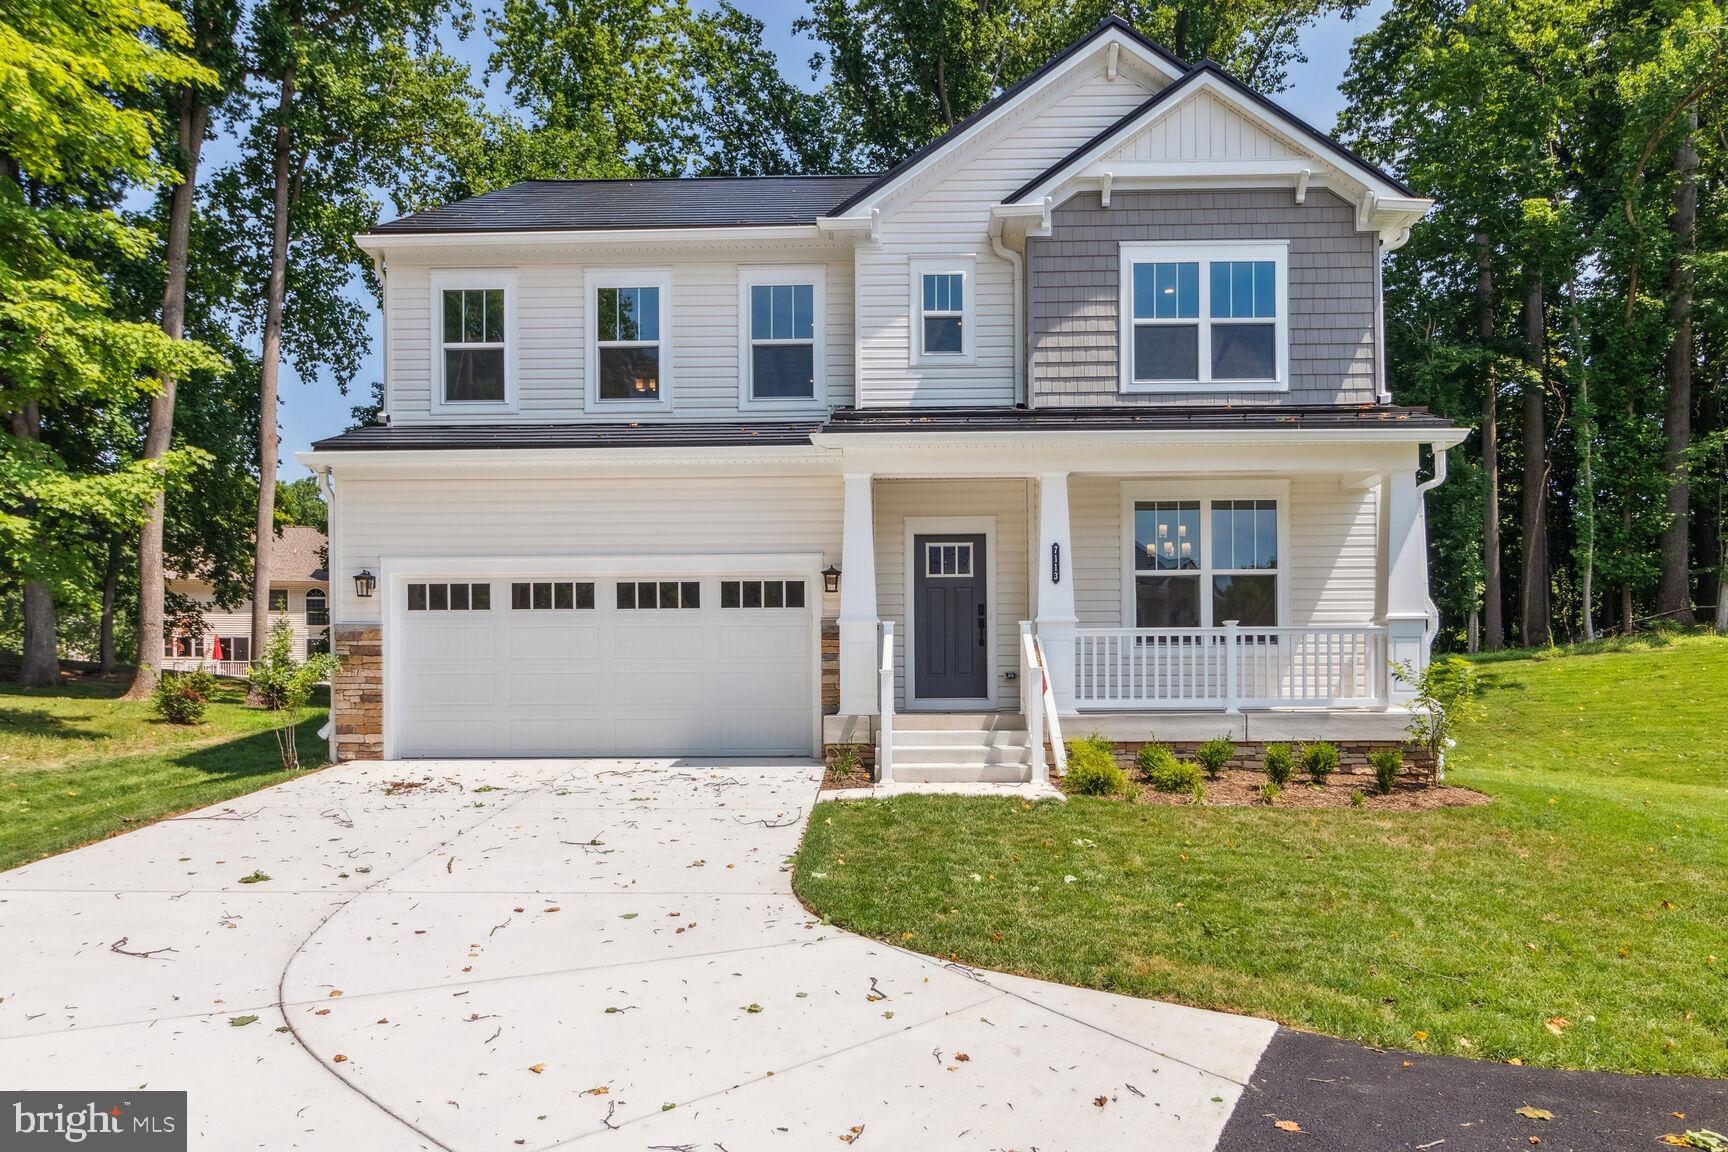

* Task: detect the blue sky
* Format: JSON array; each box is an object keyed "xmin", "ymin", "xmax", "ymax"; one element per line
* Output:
[{"xmin": 275, "ymin": 0, "xmax": 1389, "ymax": 477}]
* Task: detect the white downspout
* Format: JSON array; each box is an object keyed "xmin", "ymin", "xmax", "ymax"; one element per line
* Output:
[
  {"xmin": 1373, "ymin": 240, "xmax": 1390, "ymax": 404},
  {"xmin": 989, "ymin": 218, "xmax": 1026, "ymax": 407}
]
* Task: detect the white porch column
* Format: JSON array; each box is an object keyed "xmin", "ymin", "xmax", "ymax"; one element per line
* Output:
[
  {"xmin": 1035, "ymin": 472, "xmax": 1079, "ymax": 713},
  {"xmin": 837, "ymin": 472, "xmax": 880, "ymax": 715},
  {"xmin": 1382, "ymin": 468, "xmax": 1433, "ymax": 706}
]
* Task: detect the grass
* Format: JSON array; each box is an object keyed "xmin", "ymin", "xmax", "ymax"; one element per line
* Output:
[
  {"xmin": 794, "ymin": 633, "xmax": 1728, "ymax": 1077},
  {"xmin": 0, "ymin": 676, "xmax": 329, "ymax": 871}
]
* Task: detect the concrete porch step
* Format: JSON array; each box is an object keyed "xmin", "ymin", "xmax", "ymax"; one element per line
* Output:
[
  {"xmin": 889, "ymin": 762, "xmax": 1032, "ymax": 784},
  {"xmin": 889, "ymin": 743, "xmax": 1029, "ymax": 767},
  {"xmin": 892, "ymin": 712, "xmax": 1026, "ymax": 732},
  {"xmin": 888, "ymin": 728, "xmax": 1030, "ymax": 748}
]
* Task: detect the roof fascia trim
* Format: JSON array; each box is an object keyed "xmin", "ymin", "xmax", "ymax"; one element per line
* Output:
[{"xmin": 354, "ymin": 224, "xmax": 832, "ymax": 251}]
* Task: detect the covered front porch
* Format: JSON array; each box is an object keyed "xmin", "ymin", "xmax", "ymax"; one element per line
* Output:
[{"xmin": 811, "ymin": 411, "xmax": 1464, "ymax": 783}]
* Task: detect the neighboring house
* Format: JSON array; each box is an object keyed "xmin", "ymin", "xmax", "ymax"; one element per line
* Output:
[
  {"xmin": 165, "ymin": 525, "xmax": 330, "ymax": 676},
  {"xmin": 298, "ymin": 17, "xmax": 1465, "ymax": 781}
]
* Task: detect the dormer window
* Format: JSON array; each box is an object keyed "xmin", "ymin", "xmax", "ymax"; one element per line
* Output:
[
  {"xmin": 587, "ymin": 268, "xmax": 672, "ymax": 410},
  {"xmin": 432, "ymin": 271, "xmax": 516, "ymax": 411},
  {"xmin": 910, "ymin": 256, "xmax": 976, "ymax": 365},
  {"xmin": 1119, "ymin": 242, "xmax": 1288, "ymax": 392}
]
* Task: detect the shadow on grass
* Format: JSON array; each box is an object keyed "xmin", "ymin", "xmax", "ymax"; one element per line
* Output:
[
  {"xmin": 0, "ymin": 707, "xmax": 107, "ymax": 741},
  {"xmin": 157, "ymin": 714, "xmax": 329, "ymax": 782}
]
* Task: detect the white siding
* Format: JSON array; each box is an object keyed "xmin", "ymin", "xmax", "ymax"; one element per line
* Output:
[
  {"xmin": 386, "ymin": 246, "xmax": 855, "ymax": 424},
  {"xmin": 1100, "ymin": 90, "xmax": 1305, "ymax": 162},
  {"xmin": 858, "ymin": 67, "xmax": 1162, "ymax": 408},
  {"xmin": 332, "ymin": 474, "xmax": 844, "ymax": 624},
  {"xmin": 873, "ymin": 478, "xmax": 1031, "ymax": 710},
  {"xmin": 165, "ymin": 581, "xmax": 328, "ymax": 658},
  {"xmin": 1069, "ymin": 476, "xmax": 1379, "ymax": 629}
]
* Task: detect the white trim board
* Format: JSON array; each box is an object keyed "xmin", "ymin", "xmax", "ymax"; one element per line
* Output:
[{"xmin": 900, "ymin": 515, "xmax": 999, "ymax": 711}]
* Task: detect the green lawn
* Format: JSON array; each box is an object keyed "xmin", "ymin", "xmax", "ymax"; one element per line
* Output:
[
  {"xmin": 794, "ymin": 634, "xmax": 1728, "ymax": 1077},
  {"xmin": 0, "ymin": 677, "xmax": 329, "ymax": 871}
]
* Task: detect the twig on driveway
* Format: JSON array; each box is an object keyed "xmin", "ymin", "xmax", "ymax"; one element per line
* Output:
[
  {"xmin": 489, "ymin": 917, "xmax": 511, "ymax": 937},
  {"xmin": 110, "ymin": 936, "xmax": 177, "ymax": 960},
  {"xmin": 170, "ymin": 807, "xmax": 259, "ymax": 822},
  {"xmin": 733, "ymin": 810, "xmax": 801, "ymax": 828}
]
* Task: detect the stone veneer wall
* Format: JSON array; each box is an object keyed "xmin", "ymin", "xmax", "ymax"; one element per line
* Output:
[
  {"xmin": 331, "ymin": 624, "xmax": 383, "ymax": 761},
  {"xmin": 820, "ymin": 620, "xmax": 839, "ymax": 715}
]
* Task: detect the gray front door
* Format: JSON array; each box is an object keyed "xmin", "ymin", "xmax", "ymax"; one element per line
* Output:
[{"xmin": 912, "ymin": 534, "xmax": 988, "ymax": 700}]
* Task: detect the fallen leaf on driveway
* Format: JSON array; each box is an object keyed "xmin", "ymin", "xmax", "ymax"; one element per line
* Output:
[
  {"xmin": 582, "ymin": 1086, "xmax": 608, "ymax": 1096},
  {"xmin": 1514, "ymin": 1106, "xmax": 1554, "ymax": 1121},
  {"xmin": 528, "ymin": 1064, "xmax": 545, "ymax": 1074},
  {"xmin": 743, "ymin": 1004, "xmax": 763, "ymax": 1014},
  {"xmin": 229, "ymin": 1015, "xmax": 258, "ymax": 1027},
  {"xmin": 839, "ymin": 1124, "xmax": 864, "ymax": 1144},
  {"xmin": 328, "ymin": 990, "xmax": 343, "ymax": 998},
  {"xmin": 1274, "ymin": 1119, "xmax": 1302, "ymax": 1133},
  {"xmin": 332, "ymin": 1055, "xmax": 347, "ymax": 1063}
]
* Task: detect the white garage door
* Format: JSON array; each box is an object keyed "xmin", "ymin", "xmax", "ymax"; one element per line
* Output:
[{"xmin": 393, "ymin": 572, "xmax": 814, "ymax": 758}]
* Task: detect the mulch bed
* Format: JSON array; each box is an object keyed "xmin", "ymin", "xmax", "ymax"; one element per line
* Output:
[
  {"xmin": 821, "ymin": 761, "xmax": 874, "ymax": 790},
  {"xmin": 1101, "ymin": 768, "xmax": 1490, "ymax": 810}
]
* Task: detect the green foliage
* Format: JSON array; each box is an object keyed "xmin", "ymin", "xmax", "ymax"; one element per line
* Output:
[
  {"xmin": 1262, "ymin": 742, "xmax": 1295, "ymax": 786},
  {"xmin": 1400, "ymin": 655, "xmax": 1481, "ymax": 769},
  {"xmin": 1259, "ymin": 780, "xmax": 1281, "ymax": 805},
  {"xmin": 1134, "ymin": 742, "xmax": 1176, "ymax": 779},
  {"xmin": 274, "ymin": 477, "xmax": 327, "ymax": 533},
  {"xmin": 1300, "ymin": 741, "xmax": 1339, "ymax": 783},
  {"xmin": 248, "ymin": 620, "xmax": 339, "ymax": 769},
  {"xmin": 1349, "ymin": 789, "xmax": 1365, "ymax": 808},
  {"xmin": 1144, "ymin": 752, "xmax": 1202, "ymax": 794},
  {"xmin": 1194, "ymin": 735, "xmax": 1236, "ymax": 779},
  {"xmin": 1370, "ymin": 748, "xmax": 1404, "ymax": 795},
  {"xmin": 151, "ymin": 667, "xmax": 216, "ymax": 724},
  {"xmin": 1064, "ymin": 734, "xmax": 1130, "ymax": 797}
]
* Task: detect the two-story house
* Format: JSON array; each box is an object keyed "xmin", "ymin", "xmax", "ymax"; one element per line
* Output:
[
  {"xmin": 164, "ymin": 525, "xmax": 331, "ymax": 676},
  {"xmin": 298, "ymin": 18, "xmax": 1464, "ymax": 782}
]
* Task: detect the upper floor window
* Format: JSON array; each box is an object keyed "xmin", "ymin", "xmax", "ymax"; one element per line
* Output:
[
  {"xmin": 740, "ymin": 266, "xmax": 824, "ymax": 405},
  {"xmin": 1120, "ymin": 243, "xmax": 1287, "ymax": 392},
  {"xmin": 587, "ymin": 269, "xmax": 672, "ymax": 409},
  {"xmin": 432, "ymin": 271, "xmax": 515, "ymax": 412},
  {"xmin": 910, "ymin": 257, "xmax": 975, "ymax": 364},
  {"xmin": 267, "ymin": 588, "xmax": 289, "ymax": 613},
  {"xmin": 304, "ymin": 588, "xmax": 328, "ymax": 626}
]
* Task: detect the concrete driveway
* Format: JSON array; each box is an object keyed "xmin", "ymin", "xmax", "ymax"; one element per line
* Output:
[{"xmin": 0, "ymin": 759, "xmax": 1274, "ymax": 1150}]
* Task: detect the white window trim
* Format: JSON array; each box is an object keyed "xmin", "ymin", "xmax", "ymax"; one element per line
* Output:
[
  {"xmin": 430, "ymin": 269, "xmax": 518, "ymax": 415},
  {"xmin": 1118, "ymin": 241, "xmax": 1289, "ymax": 394},
  {"xmin": 737, "ymin": 264, "xmax": 827, "ymax": 409},
  {"xmin": 585, "ymin": 267, "xmax": 673, "ymax": 412},
  {"xmin": 909, "ymin": 255, "xmax": 977, "ymax": 366},
  {"xmin": 1118, "ymin": 480, "xmax": 1291, "ymax": 629}
]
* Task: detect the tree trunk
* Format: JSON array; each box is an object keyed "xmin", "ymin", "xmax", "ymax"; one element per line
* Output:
[
  {"xmin": 1570, "ymin": 280, "xmax": 1595, "ymax": 641},
  {"xmin": 1477, "ymin": 234, "xmax": 1504, "ymax": 649},
  {"xmin": 125, "ymin": 90, "xmax": 210, "ymax": 700},
  {"xmin": 1520, "ymin": 275, "xmax": 1551, "ymax": 647},
  {"xmin": 98, "ymin": 535, "xmax": 123, "ymax": 674},
  {"xmin": 9, "ymin": 402, "xmax": 59, "ymax": 685},
  {"xmin": 251, "ymin": 69, "xmax": 295, "ymax": 681},
  {"xmin": 1656, "ymin": 110, "xmax": 1698, "ymax": 625}
]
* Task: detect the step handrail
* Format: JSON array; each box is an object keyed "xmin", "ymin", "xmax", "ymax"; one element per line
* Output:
[
  {"xmin": 1020, "ymin": 623, "xmax": 1067, "ymax": 782},
  {"xmin": 1035, "ymin": 634, "xmax": 1067, "ymax": 777},
  {"xmin": 877, "ymin": 620, "xmax": 895, "ymax": 785}
]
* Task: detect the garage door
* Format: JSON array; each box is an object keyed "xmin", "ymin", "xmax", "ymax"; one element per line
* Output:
[{"xmin": 393, "ymin": 572, "xmax": 814, "ymax": 758}]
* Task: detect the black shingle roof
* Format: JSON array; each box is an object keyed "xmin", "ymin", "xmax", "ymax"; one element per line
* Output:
[
  {"xmin": 368, "ymin": 175, "xmax": 880, "ymax": 235},
  {"xmin": 310, "ymin": 421, "xmax": 826, "ymax": 451}
]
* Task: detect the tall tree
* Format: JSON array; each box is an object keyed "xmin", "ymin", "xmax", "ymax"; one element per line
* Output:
[
  {"xmin": 126, "ymin": 0, "xmax": 243, "ymax": 699},
  {"xmin": 1656, "ymin": 111, "xmax": 1699, "ymax": 623},
  {"xmin": 0, "ymin": 0, "xmax": 221, "ymax": 684}
]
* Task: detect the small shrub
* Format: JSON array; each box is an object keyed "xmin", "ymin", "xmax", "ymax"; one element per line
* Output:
[
  {"xmin": 1350, "ymin": 789, "xmax": 1365, "ymax": 808},
  {"xmin": 1136, "ymin": 743, "xmax": 1177, "ymax": 780},
  {"xmin": 1195, "ymin": 735, "xmax": 1236, "ymax": 778},
  {"xmin": 1259, "ymin": 780, "xmax": 1281, "ymax": 805},
  {"xmin": 1065, "ymin": 734, "xmax": 1130, "ymax": 797},
  {"xmin": 1145, "ymin": 755, "xmax": 1203, "ymax": 794},
  {"xmin": 828, "ymin": 745, "xmax": 859, "ymax": 776},
  {"xmin": 1262, "ymin": 742, "xmax": 1294, "ymax": 787},
  {"xmin": 1189, "ymin": 779, "xmax": 1207, "ymax": 804},
  {"xmin": 249, "ymin": 620, "xmax": 341, "ymax": 769},
  {"xmin": 152, "ymin": 668, "xmax": 215, "ymax": 725},
  {"xmin": 1370, "ymin": 748, "xmax": 1404, "ymax": 795},
  {"xmin": 1301, "ymin": 741, "xmax": 1340, "ymax": 783}
]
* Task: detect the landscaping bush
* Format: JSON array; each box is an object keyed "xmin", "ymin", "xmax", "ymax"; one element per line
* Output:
[
  {"xmin": 1065, "ymin": 734, "xmax": 1130, "ymax": 797},
  {"xmin": 1301, "ymin": 741, "xmax": 1339, "ymax": 783},
  {"xmin": 1144, "ymin": 753, "xmax": 1203, "ymax": 795},
  {"xmin": 1370, "ymin": 748, "xmax": 1404, "ymax": 795},
  {"xmin": 1135, "ymin": 742, "xmax": 1176, "ymax": 780},
  {"xmin": 151, "ymin": 668, "xmax": 216, "ymax": 725},
  {"xmin": 1195, "ymin": 735, "xmax": 1236, "ymax": 778},
  {"xmin": 1350, "ymin": 789, "xmax": 1365, "ymax": 808},
  {"xmin": 249, "ymin": 621, "xmax": 340, "ymax": 770},
  {"xmin": 1259, "ymin": 780, "xmax": 1281, "ymax": 805},
  {"xmin": 1263, "ymin": 742, "xmax": 1294, "ymax": 786}
]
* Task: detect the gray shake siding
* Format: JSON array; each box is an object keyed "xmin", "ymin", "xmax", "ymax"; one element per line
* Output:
[{"xmin": 1027, "ymin": 188, "xmax": 1379, "ymax": 407}]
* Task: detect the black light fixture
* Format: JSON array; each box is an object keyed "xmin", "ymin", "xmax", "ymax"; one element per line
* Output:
[
  {"xmin": 822, "ymin": 565, "xmax": 841, "ymax": 594},
  {"xmin": 354, "ymin": 569, "xmax": 377, "ymax": 599}
]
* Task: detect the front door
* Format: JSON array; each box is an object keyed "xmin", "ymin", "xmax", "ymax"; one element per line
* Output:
[{"xmin": 912, "ymin": 534, "xmax": 988, "ymax": 701}]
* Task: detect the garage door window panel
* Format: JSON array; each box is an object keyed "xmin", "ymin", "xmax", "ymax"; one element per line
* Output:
[{"xmin": 408, "ymin": 582, "xmax": 491, "ymax": 611}]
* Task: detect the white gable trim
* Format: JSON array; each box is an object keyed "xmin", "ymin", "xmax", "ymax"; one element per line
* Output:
[
  {"xmin": 1006, "ymin": 71, "xmax": 1432, "ymax": 247},
  {"xmin": 821, "ymin": 25, "xmax": 1183, "ymax": 223}
]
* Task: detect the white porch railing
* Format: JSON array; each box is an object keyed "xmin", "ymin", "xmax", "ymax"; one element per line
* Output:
[
  {"xmin": 1072, "ymin": 624, "xmax": 1386, "ymax": 711},
  {"xmin": 876, "ymin": 620, "xmax": 896, "ymax": 784},
  {"xmin": 164, "ymin": 659, "xmax": 252, "ymax": 679},
  {"xmin": 1019, "ymin": 622, "xmax": 1067, "ymax": 782}
]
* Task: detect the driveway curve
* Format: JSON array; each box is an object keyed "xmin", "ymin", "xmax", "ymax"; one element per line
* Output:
[{"xmin": 0, "ymin": 758, "xmax": 1274, "ymax": 1150}]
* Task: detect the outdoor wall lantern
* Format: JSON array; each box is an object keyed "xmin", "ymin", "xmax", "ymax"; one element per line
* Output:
[
  {"xmin": 822, "ymin": 565, "xmax": 841, "ymax": 594},
  {"xmin": 354, "ymin": 569, "xmax": 377, "ymax": 599}
]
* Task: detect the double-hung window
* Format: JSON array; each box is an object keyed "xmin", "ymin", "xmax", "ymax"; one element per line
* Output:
[
  {"xmin": 433, "ymin": 271, "xmax": 515, "ymax": 409},
  {"xmin": 1130, "ymin": 491, "xmax": 1281, "ymax": 628},
  {"xmin": 1120, "ymin": 243, "xmax": 1287, "ymax": 391},
  {"xmin": 740, "ymin": 267, "xmax": 823, "ymax": 403},
  {"xmin": 587, "ymin": 269, "xmax": 671, "ymax": 407},
  {"xmin": 910, "ymin": 257, "xmax": 975, "ymax": 363}
]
